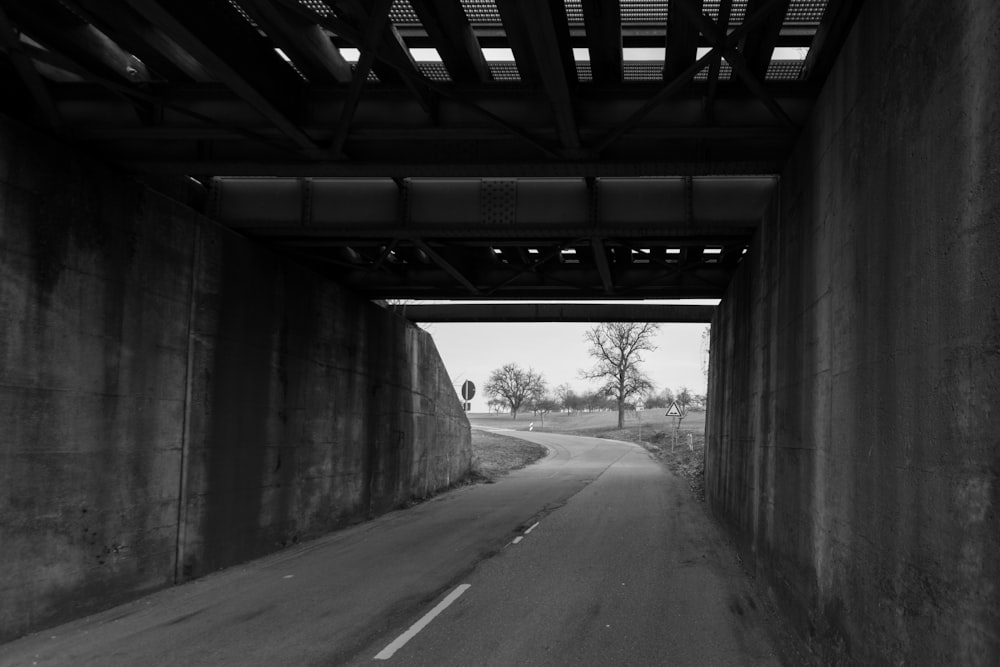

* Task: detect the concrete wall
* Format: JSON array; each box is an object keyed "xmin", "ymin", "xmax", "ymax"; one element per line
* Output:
[
  {"xmin": 706, "ymin": 1, "xmax": 1000, "ymax": 664},
  {"xmin": 0, "ymin": 117, "xmax": 471, "ymax": 642}
]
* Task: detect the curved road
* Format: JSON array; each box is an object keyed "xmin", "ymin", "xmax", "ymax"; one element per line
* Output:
[{"xmin": 0, "ymin": 430, "xmax": 783, "ymax": 666}]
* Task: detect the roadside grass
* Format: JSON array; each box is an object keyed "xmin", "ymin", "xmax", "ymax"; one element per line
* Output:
[
  {"xmin": 469, "ymin": 409, "xmax": 704, "ymax": 433},
  {"xmin": 633, "ymin": 427, "xmax": 705, "ymax": 502},
  {"xmin": 469, "ymin": 410, "xmax": 707, "ymax": 501},
  {"xmin": 572, "ymin": 422, "xmax": 706, "ymax": 501},
  {"xmin": 470, "ymin": 429, "xmax": 548, "ymax": 481}
]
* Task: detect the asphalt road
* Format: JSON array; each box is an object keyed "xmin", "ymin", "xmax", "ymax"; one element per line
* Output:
[{"xmin": 0, "ymin": 430, "xmax": 783, "ymax": 666}]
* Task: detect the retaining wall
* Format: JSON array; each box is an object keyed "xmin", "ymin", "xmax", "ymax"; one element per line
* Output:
[
  {"xmin": 0, "ymin": 117, "xmax": 470, "ymax": 641},
  {"xmin": 706, "ymin": 1, "xmax": 999, "ymax": 663}
]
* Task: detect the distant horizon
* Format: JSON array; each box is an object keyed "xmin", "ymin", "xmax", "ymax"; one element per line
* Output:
[{"xmin": 423, "ymin": 320, "xmax": 710, "ymax": 412}]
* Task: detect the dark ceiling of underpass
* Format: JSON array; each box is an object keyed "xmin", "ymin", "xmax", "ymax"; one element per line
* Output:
[{"xmin": 0, "ymin": 0, "xmax": 863, "ymax": 301}]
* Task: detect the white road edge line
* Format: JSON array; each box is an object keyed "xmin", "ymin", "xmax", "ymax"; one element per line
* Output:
[
  {"xmin": 512, "ymin": 536, "xmax": 524, "ymax": 544},
  {"xmin": 374, "ymin": 584, "xmax": 472, "ymax": 660},
  {"xmin": 524, "ymin": 521, "xmax": 539, "ymax": 534}
]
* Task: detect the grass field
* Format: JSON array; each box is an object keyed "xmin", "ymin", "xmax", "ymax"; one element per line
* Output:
[
  {"xmin": 470, "ymin": 429, "xmax": 548, "ymax": 481},
  {"xmin": 469, "ymin": 409, "xmax": 708, "ymax": 500},
  {"xmin": 469, "ymin": 408, "xmax": 705, "ymax": 436}
]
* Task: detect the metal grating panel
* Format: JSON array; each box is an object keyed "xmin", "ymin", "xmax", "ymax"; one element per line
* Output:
[
  {"xmin": 418, "ymin": 62, "xmax": 452, "ymax": 82},
  {"xmin": 702, "ymin": 0, "xmax": 749, "ymax": 24},
  {"xmin": 694, "ymin": 60, "xmax": 732, "ymax": 80},
  {"xmin": 575, "ymin": 60, "xmax": 593, "ymax": 82},
  {"xmin": 620, "ymin": 0, "xmax": 668, "ymax": 25},
  {"xmin": 765, "ymin": 60, "xmax": 804, "ymax": 80},
  {"xmin": 487, "ymin": 61, "xmax": 521, "ymax": 81},
  {"xmin": 624, "ymin": 61, "xmax": 663, "ymax": 81},
  {"xmin": 564, "ymin": 0, "xmax": 584, "ymax": 25},
  {"xmin": 351, "ymin": 66, "xmax": 380, "ymax": 83},
  {"xmin": 278, "ymin": 53, "xmax": 310, "ymax": 82},
  {"xmin": 786, "ymin": 0, "xmax": 828, "ymax": 23},
  {"xmin": 298, "ymin": 0, "xmax": 334, "ymax": 17},
  {"xmin": 461, "ymin": 0, "xmax": 502, "ymax": 24},
  {"xmin": 389, "ymin": 0, "xmax": 420, "ymax": 24},
  {"xmin": 228, "ymin": 0, "xmax": 260, "ymax": 29}
]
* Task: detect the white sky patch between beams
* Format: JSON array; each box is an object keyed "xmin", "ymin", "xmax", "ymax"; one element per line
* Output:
[{"xmin": 338, "ymin": 46, "xmax": 810, "ymax": 64}]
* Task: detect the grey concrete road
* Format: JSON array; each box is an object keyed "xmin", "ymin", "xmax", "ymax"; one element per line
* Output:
[{"xmin": 0, "ymin": 431, "xmax": 784, "ymax": 666}]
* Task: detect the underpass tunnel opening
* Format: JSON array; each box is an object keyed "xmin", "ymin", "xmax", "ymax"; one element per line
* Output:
[
  {"xmin": 371, "ymin": 300, "xmax": 717, "ymax": 493},
  {"xmin": 207, "ymin": 173, "xmax": 754, "ymax": 502},
  {"xmin": 209, "ymin": 175, "xmax": 770, "ymax": 301},
  {"xmin": 389, "ymin": 302, "xmax": 713, "ymax": 415},
  {"xmin": 207, "ymin": 173, "xmax": 761, "ymax": 473}
]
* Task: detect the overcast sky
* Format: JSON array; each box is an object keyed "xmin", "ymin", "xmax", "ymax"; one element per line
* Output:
[{"xmin": 423, "ymin": 318, "xmax": 711, "ymax": 412}]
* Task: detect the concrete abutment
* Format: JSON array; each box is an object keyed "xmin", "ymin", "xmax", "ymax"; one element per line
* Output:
[
  {"xmin": 706, "ymin": 0, "xmax": 1000, "ymax": 663},
  {"xmin": 0, "ymin": 117, "xmax": 471, "ymax": 642},
  {"xmin": 2, "ymin": 0, "xmax": 998, "ymax": 660}
]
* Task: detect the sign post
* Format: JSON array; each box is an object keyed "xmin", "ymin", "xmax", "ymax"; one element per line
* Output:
[
  {"xmin": 665, "ymin": 401, "xmax": 683, "ymax": 451},
  {"xmin": 461, "ymin": 380, "xmax": 476, "ymax": 412},
  {"xmin": 636, "ymin": 404, "xmax": 643, "ymax": 443}
]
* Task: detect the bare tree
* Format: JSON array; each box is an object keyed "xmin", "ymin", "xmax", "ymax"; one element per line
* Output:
[
  {"xmin": 645, "ymin": 387, "xmax": 675, "ymax": 410},
  {"xmin": 528, "ymin": 394, "xmax": 560, "ymax": 429},
  {"xmin": 700, "ymin": 326, "xmax": 711, "ymax": 379},
  {"xmin": 582, "ymin": 322, "xmax": 659, "ymax": 429},
  {"xmin": 554, "ymin": 383, "xmax": 577, "ymax": 413},
  {"xmin": 484, "ymin": 363, "xmax": 546, "ymax": 419},
  {"xmin": 676, "ymin": 386, "xmax": 693, "ymax": 413}
]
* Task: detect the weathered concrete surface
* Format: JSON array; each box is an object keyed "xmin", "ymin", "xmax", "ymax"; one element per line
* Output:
[
  {"xmin": 0, "ymin": 117, "xmax": 470, "ymax": 642},
  {"xmin": 706, "ymin": 1, "xmax": 1000, "ymax": 664}
]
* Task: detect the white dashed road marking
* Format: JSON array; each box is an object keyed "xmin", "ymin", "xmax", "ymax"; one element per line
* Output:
[{"xmin": 374, "ymin": 584, "xmax": 471, "ymax": 660}]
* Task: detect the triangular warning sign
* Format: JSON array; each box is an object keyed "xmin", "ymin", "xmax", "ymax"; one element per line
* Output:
[{"xmin": 665, "ymin": 402, "xmax": 682, "ymax": 417}]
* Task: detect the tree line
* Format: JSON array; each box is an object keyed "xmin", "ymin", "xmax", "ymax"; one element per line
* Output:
[{"xmin": 483, "ymin": 322, "xmax": 708, "ymax": 429}]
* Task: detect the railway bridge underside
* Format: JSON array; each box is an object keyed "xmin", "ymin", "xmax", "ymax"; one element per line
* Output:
[{"xmin": 0, "ymin": 0, "xmax": 997, "ymax": 663}]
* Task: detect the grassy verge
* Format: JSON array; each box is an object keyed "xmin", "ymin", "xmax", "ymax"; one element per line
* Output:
[
  {"xmin": 470, "ymin": 429, "xmax": 548, "ymax": 481},
  {"xmin": 559, "ymin": 422, "xmax": 706, "ymax": 502}
]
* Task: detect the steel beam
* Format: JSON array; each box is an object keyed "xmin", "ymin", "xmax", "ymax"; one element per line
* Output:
[
  {"xmin": 591, "ymin": 238, "xmax": 615, "ymax": 294},
  {"xmin": 800, "ymin": 0, "xmax": 866, "ymax": 83},
  {"xmin": 326, "ymin": 0, "xmax": 431, "ymax": 109},
  {"xmin": 703, "ymin": 0, "xmax": 734, "ymax": 122},
  {"xmin": 210, "ymin": 176, "xmax": 773, "ymax": 233},
  {"xmin": 331, "ymin": 0, "xmax": 394, "ymax": 155},
  {"xmin": 740, "ymin": 0, "xmax": 792, "ymax": 81},
  {"xmin": 412, "ymin": 240, "xmax": 481, "ymax": 295},
  {"xmin": 664, "ymin": 0, "xmax": 699, "ymax": 82},
  {"xmin": 11, "ymin": 43, "xmax": 294, "ymax": 155},
  {"xmin": 239, "ymin": 0, "xmax": 352, "ymax": 84},
  {"xmin": 409, "ymin": 0, "xmax": 490, "ymax": 83},
  {"xmin": 674, "ymin": 0, "xmax": 796, "ymax": 129},
  {"xmin": 68, "ymin": 0, "xmax": 212, "ymax": 82},
  {"xmin": 4, "ymin": 0, "xmax": 152, "ymax": 85},
  {"xmin": 277, "ymin": 0, "xmax": 559, "ymax": 159},
  {"xmin": 495, "ymin": 0, "xmax": 579, "ymax": 150},
  {"xmin": 123, "ymin": 0, "xmax": 316, "ymax": 151},
  {"xmin": 360, "ymin": 284, "xmax": 725, "ymax": 300},
  {"xmin": 400, "ymin": 303, "xmax": 715, "ymax": 323},
  {"xmin": 581, "ymin": 0, "xmax": 622, "ymax": 84},
  {"xmin": 77, "ymin": 125, "xmax": 795, "ymax": 143},
  {"xmin": 600, "ymin": 0, "xmax": 801, "ymax": 153},
  {"xmin": 125, "ymin": 159, "xmax": 784, "ymax": 178},
  {"xmin": 0, "ymin": 5, "xmax": 60, "ymax": 129}
]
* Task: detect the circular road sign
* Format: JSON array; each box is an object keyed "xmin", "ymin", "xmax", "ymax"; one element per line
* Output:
[{"xmin": 461, "ymin": 380, "xmax": 476, "ymax": 401}]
